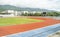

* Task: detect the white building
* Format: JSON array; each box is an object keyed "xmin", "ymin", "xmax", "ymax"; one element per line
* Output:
[
  {"xmin": 0, "ymin": 10, "xmax": 18, "ymax": 17},
  {"xmin": 0, "ymin": 10, "xmax": 43, "ymax": 17}
]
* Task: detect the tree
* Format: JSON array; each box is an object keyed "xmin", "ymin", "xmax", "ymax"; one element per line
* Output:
[{"xmin": 34, "ymin": 13, "xmax": 41, "ymax": 16}]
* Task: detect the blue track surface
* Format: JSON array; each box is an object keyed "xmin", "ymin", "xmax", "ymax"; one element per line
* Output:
[{"xmin": 4, "ymin": 23, "xmax": 60, "ymax": 37}]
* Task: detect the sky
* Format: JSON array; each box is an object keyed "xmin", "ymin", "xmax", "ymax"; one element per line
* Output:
[{"xmin": 0, "ymin": 0, "xmax": 60, "ymax": 11}]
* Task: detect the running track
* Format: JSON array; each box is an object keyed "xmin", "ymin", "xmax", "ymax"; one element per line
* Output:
[{"xmin": 0, "ymin": 17, "xmax": 60, "ymax": 37}]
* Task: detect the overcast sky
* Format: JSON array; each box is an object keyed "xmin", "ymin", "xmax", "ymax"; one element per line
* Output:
[{"xmin": 0, "ymin": 0, "xmax": 60, "ymax": 11}]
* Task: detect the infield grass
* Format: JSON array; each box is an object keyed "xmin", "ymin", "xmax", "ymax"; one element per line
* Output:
[{"xmin": 0, "ymin": 17, "xmax": 44, "ymax": 26}]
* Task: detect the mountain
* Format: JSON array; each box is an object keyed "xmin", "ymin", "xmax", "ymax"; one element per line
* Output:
[
  {"xmin": 0, "ymin": 5, "xmax": 56, "ymax": 12},
  {"xmin": 0, "ymin": 5, "xmax": 20, "ymax": 12}
]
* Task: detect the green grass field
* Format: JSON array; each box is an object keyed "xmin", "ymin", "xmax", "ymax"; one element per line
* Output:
[{"xmin": 0, "ymin": 17, "xmax": 44, "ymax": 26}]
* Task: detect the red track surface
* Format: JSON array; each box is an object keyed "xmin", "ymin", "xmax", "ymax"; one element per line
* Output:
[{"xmin": 0, "ymin": 18, "xmax": 60, "ymax": 36}]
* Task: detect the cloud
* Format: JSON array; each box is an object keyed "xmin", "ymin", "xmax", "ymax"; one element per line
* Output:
[{"xmin": 0, "ymin": 0, "xmax": 60, "ymax": 11}]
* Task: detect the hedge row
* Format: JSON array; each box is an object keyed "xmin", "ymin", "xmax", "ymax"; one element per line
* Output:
[{"xmin": 20, "ymin": 12, "xmax": 60, "ymax": 16}]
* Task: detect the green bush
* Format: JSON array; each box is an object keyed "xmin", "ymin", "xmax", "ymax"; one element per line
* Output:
[{"xmin": 21, "ymin": 11, "xmax": 60, "ymax": 16}]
